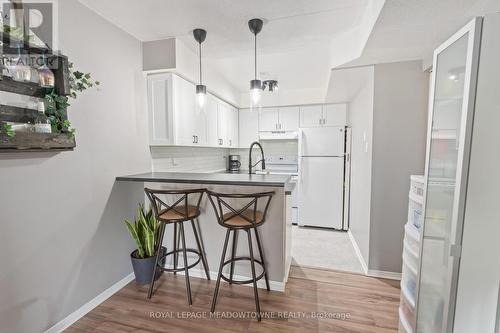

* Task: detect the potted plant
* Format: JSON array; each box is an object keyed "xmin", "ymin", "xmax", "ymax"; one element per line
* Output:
[{"xmin": 124, "ymin": 204, "xmax": 166, "ymax": 284}]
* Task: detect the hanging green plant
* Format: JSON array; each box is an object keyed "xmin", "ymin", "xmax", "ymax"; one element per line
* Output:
[
  {"xmin": 0, "ymin": 123, "xmax": 15, "ymax": 138},
  {"xmin": 43, "ymin": 63, "xmax": 100, "ymax": 138}
]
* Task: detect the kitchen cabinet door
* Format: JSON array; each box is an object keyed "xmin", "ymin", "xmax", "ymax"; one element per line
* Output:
[
  {"xmin": 217, "ymin": 102, "xmax": 229, "ymax": 147},
  {"xmin": 147, "ymin": 73, "xmax": 173, "ymax": 145},
  {"xmin": 299, "ymin": 105, "xmax": 323, "ymax": 128},
  {"xmin": 227, "ymin": 105, "xmax": 239, "ymax": 148},
  {"xmin": 239, "ymin": 108, "xmax": 259, "ymax": 148},
  {"xmin": 323, "ymin": 104, "xmax": 347, "ymax": 127},
  {"xmin": 173, "ymin": 75, "xmax": 198, "ymax": 145},
  {"xmin": 259, "ymin": 108, "xmax": 279, "ymax": 131},
  {"xmin": 278, "ymin": 106, "xmax": 300, "ymax": 131},
  {"xmin": 206, "ymin": 94, "xmax": 219, "ymax": 147}
]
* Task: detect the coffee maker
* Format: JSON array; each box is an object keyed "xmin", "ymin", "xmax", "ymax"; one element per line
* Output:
[{"xmin": 227, "ymin": 155, "xmax": 241, "ymax": 172}]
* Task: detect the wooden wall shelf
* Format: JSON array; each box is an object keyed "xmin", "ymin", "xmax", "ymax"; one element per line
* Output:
[
  {"xmin": 0, "ymin": 30, "xmax": 75, "ymax": 153},
  {"xmin": 0, "ymin": 132, "xmax": 76, "ymax": 152}
]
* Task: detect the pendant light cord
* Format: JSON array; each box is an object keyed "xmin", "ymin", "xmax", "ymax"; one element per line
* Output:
[
  {"xmin": 254, "ymin": 33, "xmax": 257, "ymax": 80},
  {"xmin": 199, "ymin": 42, "xmax": 202, "ymax": 85}
]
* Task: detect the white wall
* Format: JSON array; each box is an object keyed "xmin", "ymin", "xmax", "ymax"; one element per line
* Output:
[
  {"xmin": 369, "ymin": 60, "xmax": 428, "ymax": 273},
  {"xmin": 0, "ymin": 1, "xmax": 150, "ymax": 332},
  {"xmin": 454, "ymin": 13, "xmax": 500, "ymax": 333},
  {"xmin": 347, "ymin": 66, "xmax": 374, "ymax": 267}
]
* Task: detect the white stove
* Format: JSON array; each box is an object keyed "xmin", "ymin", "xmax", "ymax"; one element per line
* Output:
[{"xmin": 262, "ymin": 155, "xmax": 298, "ymax": 224}]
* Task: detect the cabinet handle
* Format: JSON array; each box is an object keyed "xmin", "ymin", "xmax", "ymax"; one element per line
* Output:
[
  {"xmin": 229, "ymin": 139, "xmax": 232, "ymax": 146},
  {"xmin": 195, "ymin": 136, "xmax": 198, "ymax": 143},
  {"xmin": 221, "ymin": 139, "xmax": 224, "ymax": 146},
  {"xmin": 192, "ymin": 135, "xmax": 196, "ymax": 143}
]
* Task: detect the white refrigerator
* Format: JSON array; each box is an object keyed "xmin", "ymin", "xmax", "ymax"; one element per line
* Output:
[{"xmin": 298, "ymin": 127, "xmax": 348, "ymax": 230}]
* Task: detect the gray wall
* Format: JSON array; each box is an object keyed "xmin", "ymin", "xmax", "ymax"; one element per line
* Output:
[
  {"xmin": 454, "ymin": 13, "xmax": 500, "ymax": 333},
  {"xmin": 0, "ymin": 1, "xmax": 151, "ymax": 332},
  {"xmin": 347, "ymin": 66, "xmax": 374, "ymax": 266},
  {"xmin": 369, "ymin": 60, "xmax": 428, "ymax": 272}
]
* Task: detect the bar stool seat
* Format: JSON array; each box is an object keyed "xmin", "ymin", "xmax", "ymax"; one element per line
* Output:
[
  {"xmin": 159, "ymin": 205, "xmax": 199, "ymax": 221},
  {"xmin": 222, "ymin": 210, "xmax": 264, "ymax": 227}
]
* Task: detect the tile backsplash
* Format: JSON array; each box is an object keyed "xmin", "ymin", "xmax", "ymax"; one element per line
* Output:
[
  {"xmin": 151, "ymin": 146, "xmax": 228, "ymax": 172},
  {"xmin": 150, "ymin": 140, "xmax": 298, "ymax": 172},
  {"xmin": 230, "ymin": 140, "xmax": 298, "ymax": 170}
]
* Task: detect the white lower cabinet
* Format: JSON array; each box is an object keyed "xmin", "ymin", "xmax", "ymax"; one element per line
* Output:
[{"xmin": 147, "ymin": 72, "xmax": 238, "ymax": 147}]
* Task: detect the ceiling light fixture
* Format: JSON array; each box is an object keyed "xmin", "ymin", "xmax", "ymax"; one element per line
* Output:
[
  {"xmin": 193, "ymin": 28, "xmax": 207, "ymax": 108},
  {"xmin": 262, "ymin": 80, "xmax": 278, "ymax": 92},
  {"xmin": 248, "ymin": 18, "xmax": 263, "ymax": 106}
]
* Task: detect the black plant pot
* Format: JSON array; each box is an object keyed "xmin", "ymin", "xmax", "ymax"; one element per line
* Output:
[{"xmin": 130, "ymin": 246, "xmax": 166, "ymax": 285}]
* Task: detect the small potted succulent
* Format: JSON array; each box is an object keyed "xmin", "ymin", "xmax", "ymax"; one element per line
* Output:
[{"xmin": 124, "ymin": 204, "xmax": 165, "ymax": 284}]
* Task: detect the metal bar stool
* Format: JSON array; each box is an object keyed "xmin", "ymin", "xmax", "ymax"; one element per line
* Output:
[
  {"xmin": 145, "ymin": 188, "xmax": 210, "ymax": 305},
  {"xmin": 207, "ymin": 190, "xmax": 274, "ymax": 321}
]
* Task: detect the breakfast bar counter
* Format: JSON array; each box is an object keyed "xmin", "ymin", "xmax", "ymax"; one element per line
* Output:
[{"xmin": 116, "ymin": 171, "xmax": 294, "ymax": 291}]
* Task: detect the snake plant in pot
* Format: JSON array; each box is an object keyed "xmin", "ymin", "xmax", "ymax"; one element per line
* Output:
[{"xmin": 124, "ymin": 204, "xmax": 166, "ymax": 284}]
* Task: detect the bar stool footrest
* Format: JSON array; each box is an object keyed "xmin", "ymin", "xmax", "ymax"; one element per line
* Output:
[
  {"xmin": 220, "ymin": 256, "xmax": 265, "ymax": 285},
  {"xmin": 157, "ymin": 248, "xmax": 201, "ymax": 273}
]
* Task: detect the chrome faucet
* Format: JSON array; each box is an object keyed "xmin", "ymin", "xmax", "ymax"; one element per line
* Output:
[{"xmin": 248, "ymin": 141, "xmax": 266, "ymax": 174}]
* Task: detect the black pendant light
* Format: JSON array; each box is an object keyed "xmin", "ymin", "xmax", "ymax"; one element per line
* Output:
[
  {"xmin": 193, "ymin": 28, "xmax": 207, "ymax": 107},
  {"xmin": 248, "ymin": 18, "xmax": 263, "ymax": 105}
]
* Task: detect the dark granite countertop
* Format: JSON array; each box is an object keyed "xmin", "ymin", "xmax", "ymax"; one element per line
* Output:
[{"xmin": 116, "ymin": 171, "xmax": 293, "ymax": 188}]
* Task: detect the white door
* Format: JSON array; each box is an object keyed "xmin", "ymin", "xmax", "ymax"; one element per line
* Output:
[
  {"xmin": 278, "ymin": 106, "xmax": 300, "ymax": 131},
  {"xmin": 147, "ymin": 73, "xmax": 173, "ymax": 145},
  {"xmin": 206, "ymin": 94, "xmax": 219, "ymax": 147},
  {"xmin": 300, "ymin": 127, "xmax": 345, "ymax": 156},
  {"xmin": 323, "ymin": 104, "xmax": 347, "ymax": 127},
  {"xmin": 300, "ymin": 105, "xmax": 323, "ymax": 128},
  {"xmin": 173, "ymin": 75, "xmax": 197, "ymax": 145},
  {"xmin": 239, "ymin": 109, "xmax": 258, "ymax": 148},
  {"xmin": 416, "ymin": 18, "xmax": 482, "ymax": 333},
  {"xmin": 298, "ymin": 157, "xmax": 344, "ymax": 229},
  {"xmin": 259, "ymin": 108, "xmax": 279, "ymax": 131}
]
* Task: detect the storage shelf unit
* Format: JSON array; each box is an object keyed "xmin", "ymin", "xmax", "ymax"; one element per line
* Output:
[
  {"xmin": 0, "ymin": 31, "xmax": 74, "ymax": 152},
  {"xmin": 398, "ymin": 175, "xmax": 424, "ymax": 333}
]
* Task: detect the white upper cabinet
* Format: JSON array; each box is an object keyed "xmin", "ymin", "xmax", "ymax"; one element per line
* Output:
[
  {"xmin": 147, "ymin": 73, "xmax": 174, "ymax": 145},
  {"xmin": 299, "ymin": 104, "xmax": 347, "ymax": 128},
  {"xmin": 216, "ymin": 102, "xmax": 239, "ymax": 148},
  {"xmin": 173, "ymin": 74, "xmax": 200, "ymax": 145},
  {"xmin": 300, "ymin": 105, "xmax": 323, "ymax": 127},
  {"xmin": 227, "ymin": 105, "xmax": 239, "ymax": 147},
  {"xmin": 206, "ymin": 94, "xmax": 219, "ymax": 146},
  {"xmin": 259, "ymin": 108, "xmax": 279, "ymax": 131},
  {"xmin": 259, "ymin": 106, "xmax": 299, "ymax": 132},
  {"xmin": 278, "ymin": 106, "xmax": 300, "ymax": 131},
  {"xmin": 239, "ymin": 108, "xmax": 259, "ymax": 148},
  {"xmin": 323, "ymin": 104, "xmax": 347, "ymax": 127},
  {"xmin": 147, "ymin": 72, "xmax": 239, "ymax": 147}
]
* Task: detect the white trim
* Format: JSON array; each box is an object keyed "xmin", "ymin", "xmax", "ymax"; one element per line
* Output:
[
  {"xmin": 367, "ymin": 269, "xmax": 402, "ymax": 281},
  {"xmin": 347, "ymin": 230, "xmax": 368, "ymax": 274},
  {"xmin": 44, "ymin": 272, "xmax": 135, "ymax": 333}
]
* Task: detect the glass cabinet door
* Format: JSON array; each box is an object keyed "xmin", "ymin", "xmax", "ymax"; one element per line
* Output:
[{"xmin": 416, "ymin": 18, "xmax": 482, "ymax": 333}]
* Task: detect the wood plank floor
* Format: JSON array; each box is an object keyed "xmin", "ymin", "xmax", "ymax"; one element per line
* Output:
[{"xmin": 67, "ymin": 266, "xmax": 400, "ymax": 333}]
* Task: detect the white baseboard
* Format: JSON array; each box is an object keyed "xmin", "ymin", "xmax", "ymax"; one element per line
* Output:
[
  {"xmin": 347, "ymin": 230, "xmax": 368, "ymax": 274},
  {"xmin": 367, "ymin": 269, "xmax": 402, "ymax": 281},
  {"xmin": 44, "ymin": 272, "xmax": 135, "ymax": 333}
]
